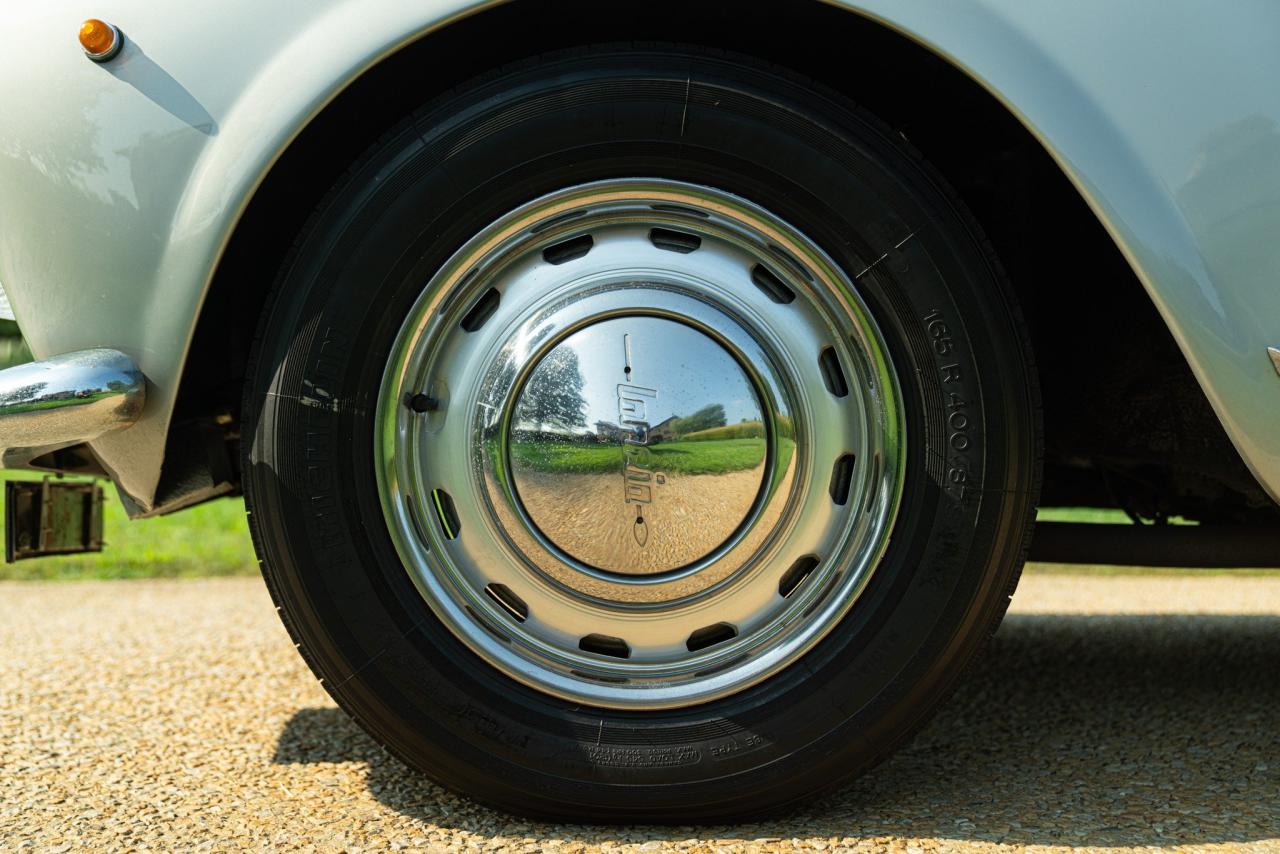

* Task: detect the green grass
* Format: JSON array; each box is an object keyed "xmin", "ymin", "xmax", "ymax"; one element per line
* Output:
[
  {"xmin": 0, "ymin": 465, "xmax": 1272, "ymax": 579},
  {"xmin": 0, "ymin": 322, "xmax": 32, "ymax": 370},
  {"xmin": 510, "ymin": 437, "xmax": 770, "ymax": 475},
  {"xmin": 0, "ymin": 472, "xmax": 256, "ymax": 581},
  {"xmin": 1027, "ymin": 505, "xmax": 1280, "ymax": 575},
  {"xmin": 0, "ymin": 390, "xmax": 116, "ymax": 416},
  {"xmin": 682, "ymin": 421, "xmax": 766, "ymax": 442},
  {"xmin": 1036, "ymin": 506, "xmax": 1197, "ymax": 525},
  {"xmin": 1023, "ymin": 563, "xmax": 1280, "ymax": 576}
]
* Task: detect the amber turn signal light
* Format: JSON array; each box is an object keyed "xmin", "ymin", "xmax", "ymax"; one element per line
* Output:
[{"xmin": 80, "ymin": 19, "xmax": 122, "ymax": 62}]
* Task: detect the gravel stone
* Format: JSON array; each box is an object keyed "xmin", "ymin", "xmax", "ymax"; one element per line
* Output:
[{"xmin": 1, "ymin": 574, "xmax": 1278, "ymax": 851}]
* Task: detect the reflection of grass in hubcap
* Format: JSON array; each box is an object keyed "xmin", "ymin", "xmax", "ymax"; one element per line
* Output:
[{"xmin": 509, "ymin": 436, "xmax": 796, "ymax": 476}]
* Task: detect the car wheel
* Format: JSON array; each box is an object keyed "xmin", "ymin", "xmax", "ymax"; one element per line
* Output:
[{"xmin": 243, "ymin": 45, "xmax": 1040, "ymax": 821}]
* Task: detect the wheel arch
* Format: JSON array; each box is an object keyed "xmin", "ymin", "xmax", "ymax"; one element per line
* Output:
[{"xmin": 164, "ymin": 0, "xmax": 1280, "ymax": 514}]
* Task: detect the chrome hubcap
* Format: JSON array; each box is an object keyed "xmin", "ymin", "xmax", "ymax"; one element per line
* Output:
[
  {"xmin": 509, "ymin": 315, "xmax": 767, "ymax": 575},
  {"xmin": 377, "ymin": 179, "xmax": 904, "ymax": 709}
]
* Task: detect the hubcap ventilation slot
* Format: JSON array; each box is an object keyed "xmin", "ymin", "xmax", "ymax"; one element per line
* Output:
[
  {"xmin": 579, "ymin": 634, "xmax": 631, "ymax": 659},
  {"xmin": 484, "ymin": 583, "xmax": 528, "ymax": 622},
  {"xmin": 431, "ymin": 488, "xmax": 461, "ymax": 539},
  {"xmin": 541, "ymin": 234, "xmax": 594, "ymax": 264},
  {"xmin": 460, "ymin": 288, "xmax": 501, "ymax": 332},
  {"xmin": 648, "ymin": 227, "xmax": 702, "ymax": 253},
  {"xmin": 829, "ymin": 454, "xmax": 856, "ymax": 505},
  {"xmin": 751, "ymin": 264, "xmax": 795, "ymax": 304},
  {"xmin": 779, "ymin": 555, "xmax": 820, "ymax": 598},
  {"xmin": 819, "ymin": 346, "xmax": 848, "ymax": 397},
  {"xmin": 686, "ymin": 622, "xmax": 738, "ymax": 652}
]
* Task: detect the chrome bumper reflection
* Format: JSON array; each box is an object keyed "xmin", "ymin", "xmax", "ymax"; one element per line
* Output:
[{"xmin": 0, "ymin": 349, "xmax": 144, "ymax": 462}]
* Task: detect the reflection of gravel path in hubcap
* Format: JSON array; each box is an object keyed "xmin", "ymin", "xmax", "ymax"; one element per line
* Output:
[{"xmin": 517, "ymin": 464, "xmax": 767, "ymax": 575}]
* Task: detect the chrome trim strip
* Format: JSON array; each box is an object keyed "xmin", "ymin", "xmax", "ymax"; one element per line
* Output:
[{"xmin": 0, "ymin": 349, "xmax": 144, "ymax": 462}]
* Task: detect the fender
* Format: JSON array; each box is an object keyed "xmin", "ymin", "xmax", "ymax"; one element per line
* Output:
[{"xmin": 1, "ymin": 1, "xmax": 1278, "ymax": 509}]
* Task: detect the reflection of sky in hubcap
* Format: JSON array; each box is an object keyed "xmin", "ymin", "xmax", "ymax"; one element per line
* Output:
[{"xmin": 509, "ymin": 316, "xmax": 768, "ymax": 575}]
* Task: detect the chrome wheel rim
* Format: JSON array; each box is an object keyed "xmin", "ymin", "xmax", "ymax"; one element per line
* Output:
[{"xmin": 376, "ymin": 179, "xmax": 904, "ymax": 709}]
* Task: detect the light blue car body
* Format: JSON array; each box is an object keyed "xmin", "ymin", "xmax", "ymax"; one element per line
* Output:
[{"xmin": 1, "ymin": 0, "xmax": 1279, "ymax": 510}]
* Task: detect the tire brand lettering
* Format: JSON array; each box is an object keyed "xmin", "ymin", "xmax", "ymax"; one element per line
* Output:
[
  {"xmin": 922, "ymin": 309, "xmax": 978, "ymax": 505},
  {"xmin": 583, "ymin": 745, "xmax": 701, "ymax": 768}
]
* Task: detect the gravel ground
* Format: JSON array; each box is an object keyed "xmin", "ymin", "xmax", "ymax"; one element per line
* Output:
[{"xmin": 2, "ymin": 573, "xmax": 1278, "ymax": 852}]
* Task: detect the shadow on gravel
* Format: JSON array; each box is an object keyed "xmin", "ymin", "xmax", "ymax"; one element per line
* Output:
[{"xmin": 275, "ymin": 613, "xmax": 1280, "ymax": 847}]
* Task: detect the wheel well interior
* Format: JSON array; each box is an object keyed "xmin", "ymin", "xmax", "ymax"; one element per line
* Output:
[{"xmin": 172, "ymin": 0, "xmax": 1275, "ymax": 521}]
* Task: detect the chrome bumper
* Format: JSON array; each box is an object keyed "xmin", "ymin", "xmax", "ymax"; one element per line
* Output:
[{"xmin": 0, "ymin": 349, "xmax": 145, "ymax": 464}]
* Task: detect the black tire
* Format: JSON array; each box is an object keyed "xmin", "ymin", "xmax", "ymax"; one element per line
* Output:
[{"xmin": 243, "ymin": 45, "xmax": 1040, "ymax": 821}]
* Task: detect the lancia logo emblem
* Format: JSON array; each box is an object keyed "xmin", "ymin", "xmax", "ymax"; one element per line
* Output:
[{"xmin": 617, "ymin": 333, "xmax": 664, "ymax": 546}]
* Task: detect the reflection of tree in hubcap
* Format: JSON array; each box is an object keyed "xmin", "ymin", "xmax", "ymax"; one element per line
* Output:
[{"xmin": 514, "ymin": 347, "xmax": 587, "ymax": 432}]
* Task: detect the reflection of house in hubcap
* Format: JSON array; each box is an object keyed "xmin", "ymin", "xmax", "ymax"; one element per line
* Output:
[
  {"xmin": 647, "ymin": 416, "xmax": 679, "ymax": 443},
  {"xmin": 593, "ymin": 420, "xmax": 624, "ymax": 442},
  {"xmin": 594, "ymin": 415, "xmax": 679, "ymax": 444}
]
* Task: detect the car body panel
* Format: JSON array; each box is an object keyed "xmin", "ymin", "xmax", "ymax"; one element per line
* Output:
[{"xmin": 1, "ymin": 1, "xmax": 1279, "ymax": 509}]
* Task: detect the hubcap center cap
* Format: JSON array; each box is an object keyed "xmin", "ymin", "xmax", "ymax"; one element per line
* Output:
[{"xmin": 508, "ymin": 315, "xmax": 768, "ymax": 575}]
